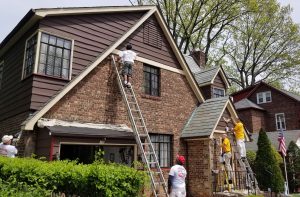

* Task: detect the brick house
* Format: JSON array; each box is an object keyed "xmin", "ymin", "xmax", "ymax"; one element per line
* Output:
[
  {"xmin": 231, "ymin": 81, "xmax": 300, "ymax": 133},
  {"xmin": 0, "ymin": 6, "xmax": 248, "ymax": 196}
]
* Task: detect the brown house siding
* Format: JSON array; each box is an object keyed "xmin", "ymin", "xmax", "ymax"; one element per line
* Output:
[
  {"xmin": 248, "ymin": 85, "xmax": 300, "ymax": 131},
  {"xmin": 213, "ymin": 73, "xmax": 226, "ymax": 90},
  {"xmin": 38, "ymin": 57, "xmax": 198, "ymax": 160},
  {"xmin": 0, "ymin": 24, "xmax": 38, "ymax": 122},
  {"xmin": 238, "ymin": 109, "xmax": 265, "ymax": 133}
]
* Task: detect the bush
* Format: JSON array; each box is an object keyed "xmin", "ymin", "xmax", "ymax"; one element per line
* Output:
[
  {"xmin": 246, "ymin": 150, "xmax": 256, "ymax": 168},
  {"xmin": 0, "ymin": 156, "xmax": 147, "ymax": 196},
  {"xmin": 255, "ymin": 129, "xmax": 284, "ymax": 193}
]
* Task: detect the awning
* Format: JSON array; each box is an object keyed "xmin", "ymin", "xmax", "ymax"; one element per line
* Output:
[{"xmin": 46, "ymin": 125, "xmax": 135, "ymax": 138}]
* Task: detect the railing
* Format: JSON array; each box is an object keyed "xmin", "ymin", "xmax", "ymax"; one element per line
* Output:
[{"xmin": 212, "ymin": 170, "xmax": 257, "ymax": 195}]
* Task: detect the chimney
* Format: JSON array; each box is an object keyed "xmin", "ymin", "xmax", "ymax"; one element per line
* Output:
[{"xmin": 191, "ymin": 50, "xmax": 206, "ymax": 68}]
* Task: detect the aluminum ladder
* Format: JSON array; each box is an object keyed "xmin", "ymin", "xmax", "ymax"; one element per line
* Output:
[
  {"xmin": 111, "ymin": 55, "xmax": 169, "ymax": 197},
  {"xmin": 226, "ymin": 127, "xmax": 259, "ymax": 194}
]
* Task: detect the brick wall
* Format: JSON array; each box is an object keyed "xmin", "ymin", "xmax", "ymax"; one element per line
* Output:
[
  {"xmin": 186, "ymin": 139, "xmax": 212, "ymax": 196},
  {"xmin": 43, "ymin": 56, "xmax": 198, "ymax": 162}
]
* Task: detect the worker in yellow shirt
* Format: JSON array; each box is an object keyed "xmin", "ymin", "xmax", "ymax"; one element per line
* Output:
[
  {"xmin": 232, "ymin": 118, "xmax": 246, "ymax": 159},
  {"xmin": 221, "ymin": 134, "xmax": 233, "ymax": 183}
]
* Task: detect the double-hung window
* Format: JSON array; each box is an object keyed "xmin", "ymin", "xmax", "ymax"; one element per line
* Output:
[
  {"xmin": 213, "ymin": 87, "xmax": 225, "ymax": 98},
  {"xmin": 23, "ymin": 32, "xmax": 72, "ymax": 79},
  {"xmin": 256, "ymin": 91, "xmax": 272, "ymax": 104},
  {"xmin": 0, "ymin": 61, "xmax": 4, "ymax": 89},
  {"xmin": 143, "ymin": 64, "xmax": 160, "ymax": 96},
  {"xmin": 149, "ymin": 134, "xmax": 172, "ymax": 167},
  {"xmin": 275, "ymin": 113, "xmax": 286, "ymax": 130}
]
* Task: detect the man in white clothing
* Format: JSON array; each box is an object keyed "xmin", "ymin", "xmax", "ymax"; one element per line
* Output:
[
  {"xmin": 168, "ymin": 155, "xmax": 187, "ymax": 197},
  {"xmin": 0, "ymin": 135, "xmax": 18, "ymax": 158},
  {"xmin": 118, "ymin": 44, "xmax": 137, "ymax": 88}
]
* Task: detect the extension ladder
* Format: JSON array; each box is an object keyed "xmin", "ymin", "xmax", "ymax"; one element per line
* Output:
[
  {"xmin": 226, "ymin": 127, "xmax": 259, "ymax": 193},
  {"xmin": 111, "ymin": 55, "xmax": 169, "ymax": 197}
]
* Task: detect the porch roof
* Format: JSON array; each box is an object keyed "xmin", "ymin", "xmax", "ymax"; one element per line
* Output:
[{"xmin": 46, "ymin": 125, "xmax": 135, "ymax": 138}]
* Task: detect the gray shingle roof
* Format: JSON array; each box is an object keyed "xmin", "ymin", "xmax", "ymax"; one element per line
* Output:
[
  {"xmin": 183, "ymin": 54, "xmax": 202, "ymax": 73},
  {"xmin": 181, "ymin": 96, "xmax": 229, "ymax": 138},
  {"xmin": 280, "ymin": 89, "xmax": 300, "ymax": 102},
  {"xmin": 246, "ymin": 130, "xmax": 300, "ymax": 151},
  {"xmin": 194, "ymin": 67, "xmax": 220, "ymax": 86},
  {"xmin": 234, "ymin": 98, "xmax": 264, "ymax": 110}
]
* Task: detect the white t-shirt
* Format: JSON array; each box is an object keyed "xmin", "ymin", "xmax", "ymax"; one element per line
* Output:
[
  {"xmin": 169, "ymin": 164, "xmax": 187, "ymax": 189},
  {"xmin": 119, "ymin": 50, "xmax": 137, "ymax": 63},
  {"xmin": 0, "ymin": 143, "xmax": 18, "ymax": 158}
]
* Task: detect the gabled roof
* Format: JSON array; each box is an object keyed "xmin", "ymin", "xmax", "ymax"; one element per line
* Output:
[
  {"xmin": 181, "ymin": 96, "xmax": 238, "ymax": 138},
  {"xmin": 183, "ymin": 54, "xmax": 230, "ymax": 89},
  {"xmin": 234, "ymin": 98, "xmax": 265, "ymax": 111},
  {"xmin": 19, "ymin": 6, "xmax": 204, "ymax": 130},
  {"xmin": 246, "ymin": 130, "xmax": 300, "ymax": 151},
  {"xmin": 232, "ymin": 81, "xmax": 300, "ymax": 103}
]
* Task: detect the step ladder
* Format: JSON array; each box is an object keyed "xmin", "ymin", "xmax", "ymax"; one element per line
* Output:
[
  {"xmin": 226, "ymin": 127, "xmax": 259, "ymax": 193},
  {"xmin": 111, "ymin": 55, "xmax": 169, "ymax": 197}
]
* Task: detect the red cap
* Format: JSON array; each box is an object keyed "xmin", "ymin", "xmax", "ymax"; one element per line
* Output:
[{"xmin": 177, "ymin": 155, "xmax": 185, "ymax": 164}]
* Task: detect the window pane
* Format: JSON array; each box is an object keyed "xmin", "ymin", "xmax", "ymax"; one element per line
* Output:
[
  {"xmin": 41, "ymin": 33, "xmax": 49, "ymax": 43},
  {"xmin": 143, "ymin": 65, "xmax": 159, "ymax": 96},
  {"xmin": 63, "ymin": 50, "xmax": 70, "ymax": 59},
  {"xmin": 38, "ymin": 64, "xmax": 46, "ymax": 74},
  {"xmin": 56, "ymin": 48, "xmax": 63, "ymax": 58},
  {"xmin": 40, "ymin": 43, "xmax": 48, "ymax": 54},
  {"xmin": 23, "ymin": 34, "xmax": 37, "ymax": 78},
  {"xmin": 49, "ymin": 46, "xmax": 55, "ymax": 56},
  {"xmin": 149, "ymin": 134, "xmax": 171, "ymax": 167},
  {"xmin": 57, "ymin": 38, "xmax": 64, "ymax": 47},
  {"xmin": 64, "ymin": 40, "xmax": 71, "ymax": 49},
  {"xmin": 49, "ymin": 35, "xmax": 56, "ymax": 45}
]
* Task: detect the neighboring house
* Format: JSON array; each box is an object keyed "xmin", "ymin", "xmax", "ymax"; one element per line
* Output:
[
  {"xmin": 232, "ymin": 81, "xmax": 300, "ymax": 133},
  {"xmin": 0, "ymin": 6, "xmax": 246, "ymax": 196}
]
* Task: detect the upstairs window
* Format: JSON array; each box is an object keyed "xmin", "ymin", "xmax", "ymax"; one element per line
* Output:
[
  {"xmin": 275, "ymin": 113, "xmax": 286, "ymax": 130},
  {"xmin": 149, "ymin": 134, "xmax": 172, "ymax": 168},
  {"xmin": 38, "ymin": 33, "xmax": 72, "ymax": 79},
  {"xmin": 23, "ymin": 34, "xmax": 37, "ymax": 78},
  {"xmin": 256, "ymin": 91, "xmax": 272, "ymax": 104},
  {"xmin": 143, "ymin": 64, "xmax": 160, "ymax": 96},
  {"xmin": 23, "ymin": 31, "xmax": 73, "ymax": 80},
  {"xmin": 213, "ymin": 87, "xmax": 225, "ymax": 98},
  {"xmin": 0, "ymin": 61, "xmax": 4, "ymax": 89}
]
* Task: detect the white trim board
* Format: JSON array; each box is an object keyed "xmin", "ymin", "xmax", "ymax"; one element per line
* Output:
[{"xmin": 112, "ymin": 49, "xmax": 185, "ymax": 75}]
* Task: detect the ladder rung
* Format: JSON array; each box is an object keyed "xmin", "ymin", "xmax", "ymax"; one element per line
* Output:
[
  {"xmin": 148, "ymin": 161, "xmax": 157, "ymax": 165},
  {"xmin": 139, "ymin": 134, "xmax": 148, "ymax": 137},
  {"xmin": 154, "ymin": 182, "xmax": 165, "ymax": 185},
  {"xmin": 142, "ymin": 143, "xmax": 151, "ymax": 146},
  {"xmin": 131, "ymin": 109, "xmax": 140, "ymax": 112},
  {"xmin": 145, "ymin": 151, "xmax": 155, "ymax": 155},
  {"xmin": 151, "ymin": 171, "xmax": 162, "ymax": 174}
]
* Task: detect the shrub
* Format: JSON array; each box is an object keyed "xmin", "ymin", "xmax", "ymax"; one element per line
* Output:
[
  {"xmin": 255, "ymin": 129, "xmax": 284, "ymax": 193},
  {"xmin": 0, "ymin": 157, "xmax": 147, "ymax": 196}
]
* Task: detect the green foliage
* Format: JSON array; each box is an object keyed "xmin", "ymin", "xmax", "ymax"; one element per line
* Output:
[
  {"xmin": 246, "ymin": 150, "xmax": 256, "ymax": 168},
  {"xmin": 0, "ymin": 156, "xmax": 147, "ymax": 196},
  {"xmin": 255, "ymin": 129, "xmax": 284, "ymax": 193},
  {"xmin": 287, "ymin": 141, "xmax": 300, "ymax": 193}
]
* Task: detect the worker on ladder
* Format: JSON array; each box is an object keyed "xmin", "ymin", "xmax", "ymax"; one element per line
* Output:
[
  {"xmin": 118, "ymin": 44, "xmax": 137, "ymax": 88},
  {"xmin": 231, "ymin": 118, "xmax": 247, "ymax": 160},
  {"xmin": 221, "ymin": 134, "xmax": 233, "ymax": 184}
]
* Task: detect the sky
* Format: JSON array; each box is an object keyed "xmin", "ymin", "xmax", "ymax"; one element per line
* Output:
[{"xmin": 0, "ymin": 0, "xmax": 300, "ymax": 43}]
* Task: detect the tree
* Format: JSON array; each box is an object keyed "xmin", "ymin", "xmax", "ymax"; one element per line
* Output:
[
  {"xmin": 255, "ymin": 129, "xmax": 284, "ymax": 193},
  {"xmin": 131, "ymin": 0, "xmax": 245, "ymax": 64},
  {"xmin": 223, "ymin": 0, "xmax": 300, "ymax": 89},
  {"xmin": 286, "ymin": 141, "xmax": 300, "ymax": 193}
]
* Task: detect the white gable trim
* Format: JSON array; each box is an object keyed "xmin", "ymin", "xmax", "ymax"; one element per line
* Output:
[
  {"xmin": 22, "ymin": 8, "xmax": 156, "ymax": 131},
  {"xmin": 112, "ymin": 49, "xmax": 185, "ymax": 75}
]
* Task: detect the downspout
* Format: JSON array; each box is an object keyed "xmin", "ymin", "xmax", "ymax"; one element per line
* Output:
[{"xmin": 185, "ymin": 140, "xmax": 189, "ymax": 196}]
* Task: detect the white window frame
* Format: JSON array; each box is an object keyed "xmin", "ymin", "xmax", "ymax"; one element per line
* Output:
[
  {"xmin": 0, "ymin": 60, "xmax": 4, "ymax": 89},
  {"xmin": 275, "ymin": 113, "xmax": 286, "ymax": 130},
  {"xmin": 213, "ymin": 87, "xmax": 225, "ymax": 98},
  {"xmin": 256, "ymin": 91, "xmax": 272, "ymax": 104},
  {"xmin": 22, "ymin": 30, "xmax": 74, "ymax": 80}
]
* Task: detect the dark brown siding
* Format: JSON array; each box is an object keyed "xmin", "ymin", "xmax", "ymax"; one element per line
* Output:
[
  {"xmin": 238, "ymin": 108, "xmax": 265, "ymax": 133},
  {"xmin": 31, "ymin": 12, "xmax": 144, "ymax": 110},
  {"xmin": 118, "ymin": 15, "xmax": 181, "ymax": 69},
  {"xmin": 212, "ymin": 73, "xmax": 226, "ymax": 90},
  {"xmin": 200, "ymin": 85, "xmax": 212, "ymax": 100},
  {"xmin": 0, "ymin": 24, "xmax": 38, "ymax": 132},
  {"xmin": 216, "ymin": 108, "xmax": 234, "ymax": 131},
  {"xmin": 248, "ymin": 85, "xmax": 300, "ymax": 131},
  {"xmin": 35, "ymin": 128, "xmax": 51, "ymax": 159}
]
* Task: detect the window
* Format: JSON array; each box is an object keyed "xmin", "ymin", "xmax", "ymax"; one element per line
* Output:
[
  {"xmin": 23, "ymin": 32, "xmax": 72, "ymax": 79},
  {"xmin": 23, "ymin": 34, "xmax": 37, "ymax": 78},
  {"xmin": 275, "ymin": 113, "xmax": 286, "ymax": 130},
  {"xmin": 143, "ymin": 64, "xmax": 160, "ymax": 96},
  {"xmin": 256, "ymin": 91, "xmax": 272, "ymax": 104},
  {"xmin": 213, "ymin": 87, "xmax": 225, "ymax": 98},
  {"xmin": 0, "ymin": 61, "xmax": 4, "ymax": 89},
  {"xmin": 149, "ymin": 134, "xmax": 172, "ymax": 167}
]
